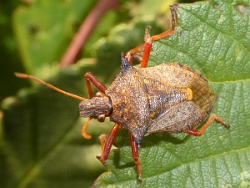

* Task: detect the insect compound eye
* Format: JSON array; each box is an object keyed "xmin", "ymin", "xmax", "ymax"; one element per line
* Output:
[{"xmin": 97, "ymin": 114, "xmax": 106, "ymax": 122}]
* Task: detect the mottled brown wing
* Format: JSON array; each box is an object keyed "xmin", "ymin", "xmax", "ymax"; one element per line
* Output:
[
  {"xmin": 145, "ymin": 101, "xmax": 203, "ymax": 135},
  {"xmin": 139, "ymin": 63, "xmax": 215, "ymax": 135},
  {"xmin": 137, "ymin": 63, "xmax": 216, "ymax": 119},
  {"xmin": 136, "ymin": 63, "xmax": 196, "ymax": 87}
]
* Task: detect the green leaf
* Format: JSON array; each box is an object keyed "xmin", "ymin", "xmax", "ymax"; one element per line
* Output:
[{"xmin": 94, "ymin": 0, "xmax": 250, "ymax": 187}]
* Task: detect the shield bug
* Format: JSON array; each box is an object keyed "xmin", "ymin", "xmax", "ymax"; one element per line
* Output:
[{"xmin": 15, "ymin": 25, "xmax": 230, "ymax": 183}]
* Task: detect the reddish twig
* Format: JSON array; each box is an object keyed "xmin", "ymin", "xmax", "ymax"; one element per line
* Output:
[{"xmin": 60, "ymin": 0, "xmax": 119, "ymax": 68}]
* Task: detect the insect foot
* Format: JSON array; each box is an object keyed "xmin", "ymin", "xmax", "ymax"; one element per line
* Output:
[{"xmin": 186, "ymin": 114, "xmax": 230, "ymax": 136}]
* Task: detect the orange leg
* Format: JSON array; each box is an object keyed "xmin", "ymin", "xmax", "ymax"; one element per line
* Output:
[
  {"xmin": 125, "ymin": 28, "xmax": 175, "ymax": 68},
  {"xmin": 81, "ymin": 72, "xmax": 108, "ymax": 138},
  {"xmin": 85, "ymin": 72, "xmax": 107, "ymax": 98},
  {"xmin": 125, "ymin": 4, "xmax": 176, "ymax": 68},
  {"xmin": 129, "ymin": 133, "xmax": 142, "ymax": 183},
  {"xmin": 186, "ymin": 114, "xmax": 230, "ymax": 136},
  {"xmin": 96, "ymin": 123, "xmax": 120, "ymax": 165},
  {"xmin": 141, "ymin": 26, "xmax": 153, "ymax": 68}
]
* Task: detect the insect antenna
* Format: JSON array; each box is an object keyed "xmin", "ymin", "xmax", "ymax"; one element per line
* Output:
[{"xmin": 15, "ymin": 72, "xmax": 86, "ymax": 101}]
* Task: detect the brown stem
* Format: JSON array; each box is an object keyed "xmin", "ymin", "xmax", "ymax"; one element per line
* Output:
[{"xmin": 60, "ymin": 0, "xmax": 119, "ymax": 68}]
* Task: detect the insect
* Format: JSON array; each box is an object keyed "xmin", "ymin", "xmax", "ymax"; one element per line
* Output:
[{"xmin": 15, "ymin": 26, "xmax": 230, "ymax": 183}]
